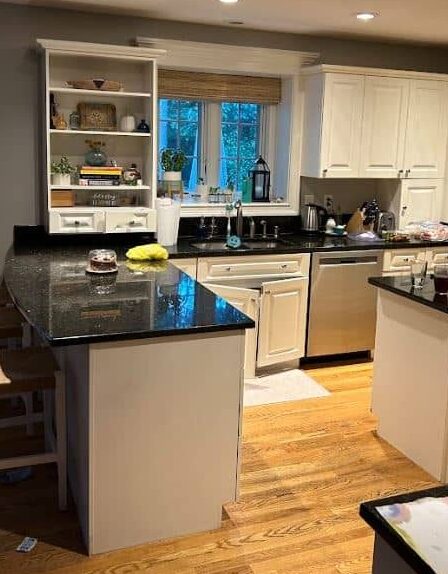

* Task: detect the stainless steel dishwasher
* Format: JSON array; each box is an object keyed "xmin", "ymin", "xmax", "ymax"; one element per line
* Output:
[{"xmin": 306, "ymin": 250, "xmax": 382, "ymax": 357}]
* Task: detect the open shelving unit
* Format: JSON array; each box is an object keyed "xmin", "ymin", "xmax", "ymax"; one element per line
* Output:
[{"xmin": 37, "ymin": 39, "xmax": 166, "ymax": 234}]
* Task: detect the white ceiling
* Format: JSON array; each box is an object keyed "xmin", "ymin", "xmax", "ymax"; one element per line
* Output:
[{"xmin": 5, "ymin": 0, "xmax": 448, "ymax": 47}]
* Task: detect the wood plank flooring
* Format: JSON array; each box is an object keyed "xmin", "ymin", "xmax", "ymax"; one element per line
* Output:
[{"xmin": 0, "ymin": 361, "xmax": 439, "ymax": 573}]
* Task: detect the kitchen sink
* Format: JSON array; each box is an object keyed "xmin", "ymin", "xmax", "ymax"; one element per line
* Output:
[
  {"xmin": 190, "ymin": 241, "xmax": 240, "ymax": 251},
  {"xmin": 190, "ymin": 238, "xmax": 289, "ymax": 251},
  {"xmin": 244, "ymin": 240, "xmax": 287, "ymax": 249}
]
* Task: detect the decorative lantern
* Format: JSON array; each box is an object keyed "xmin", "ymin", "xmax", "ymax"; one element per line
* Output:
[{"xmin": 250, "ymin": 156, "xmax": 270, "ymax": 202}]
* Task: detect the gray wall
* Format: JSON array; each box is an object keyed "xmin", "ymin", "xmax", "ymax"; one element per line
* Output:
[{"xmin": 1, "ymin": 1, "xmax": 448, "ymax": 271}]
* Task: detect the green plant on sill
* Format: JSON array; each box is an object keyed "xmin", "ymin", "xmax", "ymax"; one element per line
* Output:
[
  {"xmin": 51, "ymin": 155, "xmax": 75, "ymax": 175},
  {"xmin": 226, "ymin": 179, "xmax": 235, "ymax": 192},
  {"xmin": 160, "ymin": 148, "xmax": 187, "ymax": 172}
]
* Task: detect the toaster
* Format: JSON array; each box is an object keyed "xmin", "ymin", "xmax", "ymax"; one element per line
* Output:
[{"xmin": 375, "ymin": 211, "xmax": 396, "ymax": 234}]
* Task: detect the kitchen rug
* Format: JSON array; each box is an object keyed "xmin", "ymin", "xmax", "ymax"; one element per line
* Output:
[{"xmin": 244, "ymin": 369, "xmax": 330, "ymax": 407}]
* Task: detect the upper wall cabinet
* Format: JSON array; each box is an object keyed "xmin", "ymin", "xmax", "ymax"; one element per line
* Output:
[
  {"xmin": 359, "ymin": 76, "xmax": 409, "ymax": 178},
  {"xmin": 320, "ymin": 73, "xmax": 364, "ymax": 178},
  {"xmin": 404, "ymin": 80, "xmax": 448, "ymax": 179},
  {"xmin": 301, "ymin": 66, "xmax": 448, "ymax": 180}
]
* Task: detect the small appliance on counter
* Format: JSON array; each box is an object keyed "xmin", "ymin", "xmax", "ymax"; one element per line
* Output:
[
  {"xmin": 299, "ymin": 203, "xmax": 328, "ymax": 235},
  {"xmin": 374, "ymin": 211, "xmax": 396, "ymax": 235}
]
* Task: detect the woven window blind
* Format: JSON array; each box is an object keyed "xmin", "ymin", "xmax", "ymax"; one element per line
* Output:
[{"xmin": 158, "ymin": 69, "xmax": 281, "ymax": 105}]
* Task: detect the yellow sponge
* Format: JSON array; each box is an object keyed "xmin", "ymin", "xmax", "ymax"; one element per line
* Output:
[{"xmin": 126, "ymin": 244, "xmax": 169, "ymax": 261}]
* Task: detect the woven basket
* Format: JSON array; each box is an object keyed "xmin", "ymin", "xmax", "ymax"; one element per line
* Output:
[{"xmin": 66, "ymin": 79, "xmax": 123, "ymax": 92}]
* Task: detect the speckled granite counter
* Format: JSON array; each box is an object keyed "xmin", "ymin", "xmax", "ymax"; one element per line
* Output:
[
  {"xmin": 4, "ymin": 245, "xmax": 254, "ymax": 346},
  {"xmin": 369, "ymin": 276, "xmax": 448, "ymax": 315}
]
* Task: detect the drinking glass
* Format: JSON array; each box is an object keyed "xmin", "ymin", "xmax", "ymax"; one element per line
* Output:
[
  {"xmin": 410, "ymin": 259, "xmax": 427, "ymax": 289},
  {"xmin": 434, "ymin": 264, "xmax": 448, "ymax": 295}
]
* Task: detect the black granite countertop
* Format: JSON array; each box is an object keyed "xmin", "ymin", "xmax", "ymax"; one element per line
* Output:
[
  {"xmin": 4, "ymin": 245, "xmax": 254, "ymax": 346},
  {"xmin": 167, "ymin": 235, "xmax": 448, "ymax": 259},
  {"xmin": 360, "ymin": 486, "xmax": 448, "ymax": 574},
  {"xmin": 368, "ymin": 276, "xmax": 448, "ymax": 315}
]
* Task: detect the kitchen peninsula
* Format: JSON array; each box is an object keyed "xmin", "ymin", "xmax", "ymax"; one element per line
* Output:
[
  {"xmin": 369, "ymin": 275, "xmax": 448, "ymax": 482},
  {"xmin": 4, "ymin": 243, "xmax": 254, "ymax": 555}
]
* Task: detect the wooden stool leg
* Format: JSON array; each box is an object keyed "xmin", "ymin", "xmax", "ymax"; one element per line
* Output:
[
  {"xmin": 43, "ymin": 390, "xmax": 53, "ymax": 451},
  {"xmin": 55, "ymin": 371, "xmax": 67, "ymax": 511},
  {"xmin": 22, "ymin": 393, "xmax": 35, "ymax": 436},
  {"xmin": 21, "ymin": 323, "xmax": 32, "ymax": 348}
]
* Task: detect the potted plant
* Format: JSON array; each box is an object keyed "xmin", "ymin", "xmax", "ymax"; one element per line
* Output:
[
  {"xmin": 160, "ymin": 148, "xmax": 187, "ymax": 182},
  {"xmin": 51, "ymin": 155, "xmax": 75, "ymax": 186}
]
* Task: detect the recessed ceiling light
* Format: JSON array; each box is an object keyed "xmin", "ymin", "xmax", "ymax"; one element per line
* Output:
[
  {"xmin": 356, "ymin": 11, "xmax": 378, "ymax": 21},
  {"xmin": 219, "ymin": 0, "xmax": 239, "ymax": 4}
]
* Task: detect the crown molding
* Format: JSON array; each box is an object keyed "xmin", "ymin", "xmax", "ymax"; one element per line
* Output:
[{"xmin": 136, "ymin": 37, "xmax": 319, "ymax": 76}]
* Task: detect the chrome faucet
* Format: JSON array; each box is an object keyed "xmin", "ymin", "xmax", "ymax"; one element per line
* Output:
[{"xmin": 234, "ymin": 200, "xmax": 243, "ymax": 237}]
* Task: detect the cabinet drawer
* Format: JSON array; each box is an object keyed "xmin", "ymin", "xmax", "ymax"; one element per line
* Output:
[
  {"xmin": 427, "ymin": 248, "xmax": 448, "ymax": 270},
  {"xmin": 105, "ymin": 210, "xmax": 155, "ymax": 233},
  {"xmin": 197, "ymin": 254, "xmax": 310, "ymax": 282},
  {"xmin": 170, "ymin": 258, "xmax": 197, "ymax": 280},
  {"xmin": 49, "ymin": 210, "xmax": 104, "ymax": 234},
  {"xmin": 382, "ymin": 249, "xmax": 426, "ymax": 273}
]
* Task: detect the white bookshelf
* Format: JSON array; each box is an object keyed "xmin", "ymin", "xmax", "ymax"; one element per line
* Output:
[{"xmin": 37, "ymin": 39, "xmax": 165, "ymax": 234}]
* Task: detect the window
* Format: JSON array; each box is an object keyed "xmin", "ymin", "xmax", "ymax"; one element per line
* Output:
[
  {"xmin": 158, "ymin": 99, "xmax": 202, "ymax": 193},
  {"xmin": 158, "ymin": 98, "xmax": 271, "ymax": 201},
  {"xmin": 220, "ymin": 103, "xmax": 261, "ymax": 193}
]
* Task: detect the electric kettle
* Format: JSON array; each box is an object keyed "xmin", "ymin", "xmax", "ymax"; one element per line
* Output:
[{"xmin": 300, "ymin": 204, "xmax": 328, "ymax": 234}]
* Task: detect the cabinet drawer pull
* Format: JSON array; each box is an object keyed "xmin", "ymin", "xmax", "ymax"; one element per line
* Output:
[
  {"xmin": 74, "ymin": 220, "xmax": 80, "ymax": 226},
  {"xmin": 225, "ymin": 266, "xmax": 232, "ymax": 272},
  {"xmin": 281, "ymin": 264, "xmax": 288, "ymax": 269},
  {"xmin": 398, "ymin": 169, "xmax": 403, "ymax": 176},
  {"xmin": 405, "ymin": 169, "xmax": 411, "ymax": 177}
]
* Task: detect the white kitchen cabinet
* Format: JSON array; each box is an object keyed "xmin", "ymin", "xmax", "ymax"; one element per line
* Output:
[
  {"xmin": 205, "ymin": 283, "xmax": 259, "ymax": 378},
  {"xmin": 105, "ymin": 210, "xmax": 155, "ymax": 233},
  {"xmin": 257, "ymin": 277, "xmax": 308, "ymax": 368},
  {"xmin": 426, "ymin": 247, "xmax": 448, "ymax": 271},
  {"xmin": 170, "ymin": 258, "xmax": 197, "ymax": 280},
  {"xmin": 399, "ymin": 180, "xmax": 443, "ymax": 227},
  {"xmin": 301, "ymin": 72, "xmax": 364, "ymax": 178},
  {"xmin": 49, "ymin": 209, "xmax": 105, "ymax": 234},
  {"xmin": 403, "ymin": 80, "xmax": 448, "ymax": 179},
  {"xmin": 320, "ymin": 74, "xmax": 365, "ymax": 178},
  {"xmin": 359, "ymin": 76, "xmax": 409, "ymax": 178},
  {"xmin": 382, "ymin": 248, "xmax": 427, "ymax": 276},
  {"xmin": 302, "ymin": 66, "xmax": 448, "ymax": 181}
]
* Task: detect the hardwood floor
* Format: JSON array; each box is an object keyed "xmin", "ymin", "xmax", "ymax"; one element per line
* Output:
[{"xmin": 0, "ymin": 361, "xmax": 438, "ymax": 573}]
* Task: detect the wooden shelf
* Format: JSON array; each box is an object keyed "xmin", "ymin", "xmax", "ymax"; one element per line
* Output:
[
  {"xmin": 51, "ymin": 185, "xmax": 151, "ymax": 191},
  {"xmin": 49, "ymin": 206, "xmax": 152, "ymax": 212},
  {"xmin": 50, "ymin": 129, "xmax": 151, "ymax": 137},
  {"xmin": 49, "ymin": 87, "xmax": 152, "ymax": 98}
]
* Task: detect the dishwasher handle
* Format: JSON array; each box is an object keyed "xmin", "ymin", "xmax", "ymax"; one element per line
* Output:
[{"xmin": 319, "ymin": 255, "xmax": 379, "ymax": 266}]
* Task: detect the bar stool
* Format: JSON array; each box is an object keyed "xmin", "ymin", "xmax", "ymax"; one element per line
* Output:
[
  {"xmin": 0, "ymin": 282, "xmax": 13, "ymax": 308},
  {"xmin": 0, "ymin": 347, "xmax": 67, "ymax": 510},
  {"xmin": 0, "ymin": 307, "xmax": 34, "ymax": 433}
]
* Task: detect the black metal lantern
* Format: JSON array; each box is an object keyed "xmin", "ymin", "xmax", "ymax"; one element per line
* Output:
[{"xmin": 250, "ymin": 156, "xmax": 270, "ymax": 202}]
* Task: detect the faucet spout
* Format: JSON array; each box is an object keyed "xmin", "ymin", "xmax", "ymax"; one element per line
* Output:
[{"xmin": 234, "ymin": 200, "xmax": 243, "ymax": 237}]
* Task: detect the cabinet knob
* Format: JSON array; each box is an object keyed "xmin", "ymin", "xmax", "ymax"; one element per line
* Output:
[
  {"xmin": 401, "ymin": 206, "xmax": 408, "ymax": 216},
  {"xmin": 322, "ymin": 169, "xmax": 328, "ymax": 176},
  {"xmin": 129, "ymin": 220, "xmax": 136, "ymax": 225},
  {"xmin": 281, "ymin": 264, "xmax": 288, "ymax": 269},
  {"xmin": 225, "ymin": 267, "xmax": 231, "ymax": 272},
  {"xmin": 74, "ymin": 220, "xmax": 80, "ymax": 226},
  {"xmin": 398, "ymin": 169, "xmax": 403, "ymax": 176},
  {"xmin": 405, "ymin": 169, "xmax": 411, "ymax": 177}
]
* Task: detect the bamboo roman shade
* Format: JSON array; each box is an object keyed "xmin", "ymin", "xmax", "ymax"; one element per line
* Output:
[{"xmin": 158, "ymin": 69, "xmax": 282, "ymax": 105}]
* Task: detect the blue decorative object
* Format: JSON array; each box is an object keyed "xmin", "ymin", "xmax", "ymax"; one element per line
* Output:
[
  {"xmin": 85, "ymin": 147, "xmax": 107, "ymax": 167},
  {"xmin": 226, "ymin": 235, "xmax": 242, "ymax": 249}
]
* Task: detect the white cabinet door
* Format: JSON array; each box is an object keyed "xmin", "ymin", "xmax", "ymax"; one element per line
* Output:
[
  {"xmin": 359, "ymin": 76, "xmax": 409, "ymax": 178},
  {"xmin": 170, "ymin": 258, "xmax": 197, "ymax": 280},
  {"xmin": 403, "ymin": 80, "xmax": 448, "ymax": 179},
  {"xmin": 321, "ymin": 73, "xmax": 365, "ymax": 178},
  {"xmin": 399, "ymin": 180, "xmax": 443, "ymax": 227},
  {"xmin": 257, "ymin": 278, "xmax": 308, "ymax": 368},
  {"xmin": 205, "ymin": 283, "xmax": 259, "ymax": 379}
]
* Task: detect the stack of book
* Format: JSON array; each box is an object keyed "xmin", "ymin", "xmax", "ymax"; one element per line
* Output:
[{"xmin": 79, "ymin": 166, "xmax": 123, "ymax": 187}]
